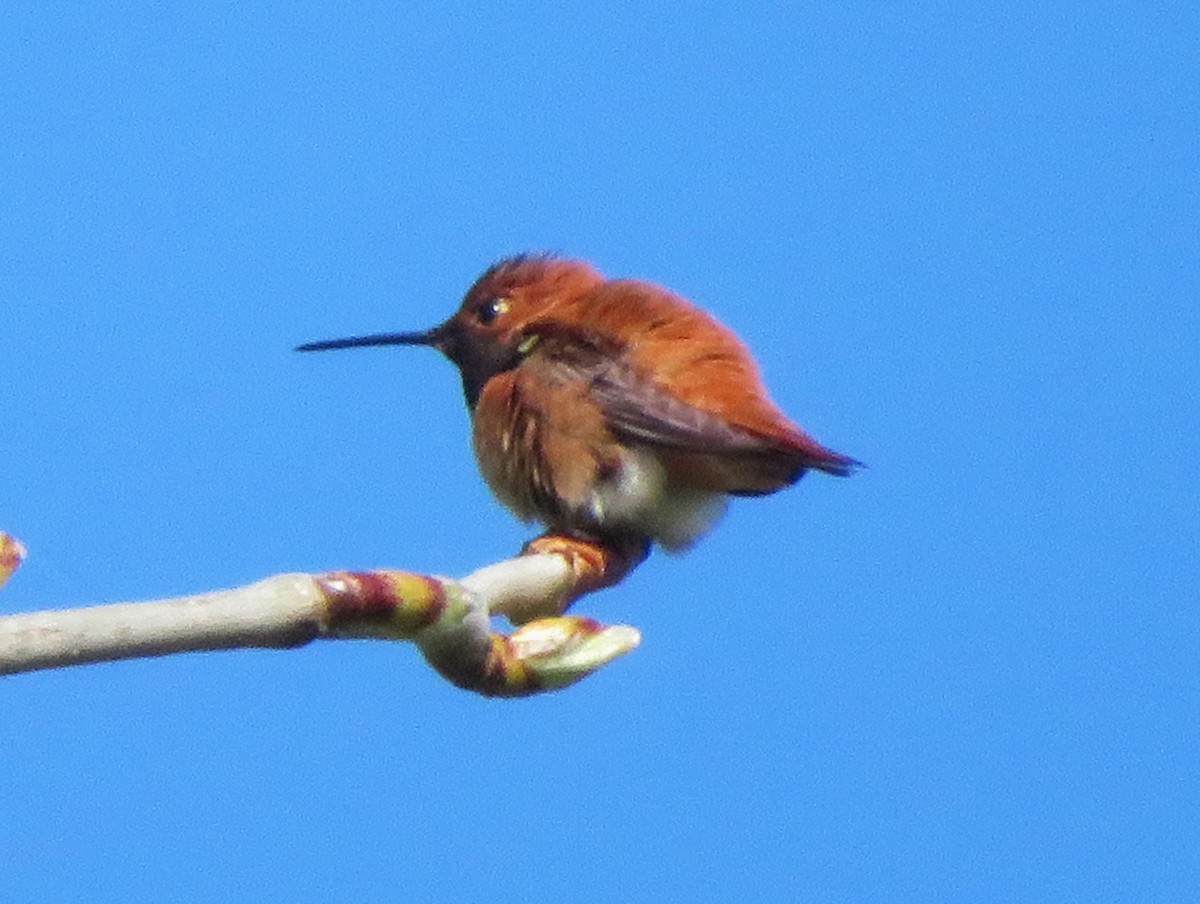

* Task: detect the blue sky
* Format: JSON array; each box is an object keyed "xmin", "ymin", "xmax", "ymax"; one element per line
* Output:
[{"xmin": 3, "ymin": 4, "xmax": 1197, "ymax": 901}]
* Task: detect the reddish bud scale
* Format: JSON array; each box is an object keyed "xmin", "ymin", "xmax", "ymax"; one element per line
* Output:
[
  {"xmin": 475, "ymin": 634, "xmax": 539, "ymax": 697},
  {"xmin": 471, "ymin": 616, "xmax": 607, "ymax": 698},
  {"xmin": 0, "ymin": 533, "xmax": 25, "ymax": 590},
  {"xmin": 316, "ymin": 570, "xmax": 447, "ymax": 637}
]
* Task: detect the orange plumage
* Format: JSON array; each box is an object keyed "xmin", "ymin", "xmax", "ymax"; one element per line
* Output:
[{"xmin": 298, "ymin": 254, "xmax": 859, "ymax": 550}]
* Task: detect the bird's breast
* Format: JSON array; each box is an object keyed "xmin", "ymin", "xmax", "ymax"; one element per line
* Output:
[{"xmin": 470, "ymin": 372, "xmax": 726, "ymax": 550}]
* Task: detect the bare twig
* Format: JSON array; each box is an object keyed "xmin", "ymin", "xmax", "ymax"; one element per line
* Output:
[{"xmin": 0, "ymin": 534, "xmax": 640, "ymax": 697}]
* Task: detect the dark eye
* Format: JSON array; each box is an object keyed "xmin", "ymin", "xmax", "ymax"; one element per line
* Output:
[{"xmin": 475, "ymin": 297, "xmax": 510, "ymax": 325}]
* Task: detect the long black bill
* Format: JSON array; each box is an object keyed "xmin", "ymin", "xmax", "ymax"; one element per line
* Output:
[{"xmin": 295, "ymin": 329, "xmax": 440, "ymax": 352}]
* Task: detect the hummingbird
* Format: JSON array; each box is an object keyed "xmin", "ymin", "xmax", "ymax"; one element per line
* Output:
[{"xmin": 297, "ymin": 254, "xmax": 859, "ymax": 553}]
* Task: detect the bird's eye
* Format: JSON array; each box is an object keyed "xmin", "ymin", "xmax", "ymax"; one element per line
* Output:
[{"xmin": 476, "ymin": 297, "xmax": 510, "ymax": 325}]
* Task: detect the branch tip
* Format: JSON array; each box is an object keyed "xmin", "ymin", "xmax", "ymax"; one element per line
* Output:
[{"xmin": 0, "ymin": 532, "xmax": 26, "ymax": 590}]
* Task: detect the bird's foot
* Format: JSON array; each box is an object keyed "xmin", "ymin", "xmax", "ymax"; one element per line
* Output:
[{"xmin": 503, "ymin": 532, "xmax": 649, "ymax": 624}]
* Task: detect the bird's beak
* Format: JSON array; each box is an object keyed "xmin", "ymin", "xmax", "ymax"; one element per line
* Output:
[{"xmin": 295, "ymin": 325, "xmax": 444, "ymax": 353}]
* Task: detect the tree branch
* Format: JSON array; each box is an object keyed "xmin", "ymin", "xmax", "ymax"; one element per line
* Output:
[{"xmin": 0, "ymin": 532, "xmax": 641, "ymax": 697}]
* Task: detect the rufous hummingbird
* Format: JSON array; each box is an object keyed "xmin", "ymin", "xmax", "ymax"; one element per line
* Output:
[{"xmin": 298, "ymin": 254, "xmax": 859, "ymax": 553}]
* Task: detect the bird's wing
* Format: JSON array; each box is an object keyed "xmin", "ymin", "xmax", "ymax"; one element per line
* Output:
[
  {"xmin": 520, "ymin": 321, "xmax": 855, "ymax": 492},
  {"xmin": 521, "ymin": 322, "xmax": 763, "ymax": 450}
]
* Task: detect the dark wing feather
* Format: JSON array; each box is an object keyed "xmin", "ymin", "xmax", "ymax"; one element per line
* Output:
[
  {"xmin": 523, "ymin": 322, "xmax": 760, "ymax": 449},
  {"xmin": 521, "ymin": 321, "xmax": 852, "ymax": 493}
]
